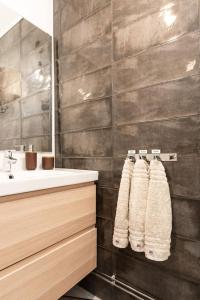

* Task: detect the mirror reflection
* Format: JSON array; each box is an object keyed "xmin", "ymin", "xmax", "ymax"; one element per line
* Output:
[{"xmin": 0, "ymin": 2, "xmax": 52, "ymax": 152}]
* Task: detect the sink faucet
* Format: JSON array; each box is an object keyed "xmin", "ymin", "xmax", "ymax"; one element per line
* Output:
[{"xmin": 4, "ymin": 150, "xmax": 18, "ymax": 179}]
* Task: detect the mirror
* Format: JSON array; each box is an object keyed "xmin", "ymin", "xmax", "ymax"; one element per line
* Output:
[{"xmin": 0, "ymin": 2, "xmax": 53, "ymax": 152}]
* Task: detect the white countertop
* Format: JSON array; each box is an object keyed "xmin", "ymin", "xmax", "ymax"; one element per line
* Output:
[{"xmin": 0, "ymin": 168, "xmax": 98, "ymax": 196}]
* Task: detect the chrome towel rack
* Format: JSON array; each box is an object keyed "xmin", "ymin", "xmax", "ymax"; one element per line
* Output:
[{"xmin": 127, "ymin": 149, "xmax": 177, "ymax": 161}]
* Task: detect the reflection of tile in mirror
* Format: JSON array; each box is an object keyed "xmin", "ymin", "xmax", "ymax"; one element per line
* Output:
[
  {"xmin": 21, "ymin": 90, "xmax": 50, "ymax": 118},
  {"xmin": 0, "ymin": 14, "xmax": 52, "ymax": 152}
]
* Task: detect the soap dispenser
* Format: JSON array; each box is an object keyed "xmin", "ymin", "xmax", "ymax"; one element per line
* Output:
[{"xmin": 25, "ymin": 145, "xmax": 37, "ymax": 170}]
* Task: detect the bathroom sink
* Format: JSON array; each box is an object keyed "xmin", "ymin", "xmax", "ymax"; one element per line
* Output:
[{"xmin": 0, "ymin": 168, "xmax": 98, "ymax": 196}]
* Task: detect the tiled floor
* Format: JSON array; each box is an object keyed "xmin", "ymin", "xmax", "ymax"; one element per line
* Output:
[{"xmin": 60, "ymin": 285, "xmax": 101, "ymax": 300}]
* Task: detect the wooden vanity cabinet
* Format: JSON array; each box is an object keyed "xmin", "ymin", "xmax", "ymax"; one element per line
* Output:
[{"xmin": 0, "ymin": 182, "xmax": 97, "ymax": 300}]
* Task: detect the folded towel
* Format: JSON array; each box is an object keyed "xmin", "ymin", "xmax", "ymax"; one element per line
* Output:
[
  {"xmin": 129, "ymin": 158, "xmax": 149, "ymax": 252},
  {"xmin": 145, "ymin": 159, "xmax": 172, "ymax": 261},
  {"xmin": 113, "ymin": 158, "xmax": 134, "ymax": 248}
]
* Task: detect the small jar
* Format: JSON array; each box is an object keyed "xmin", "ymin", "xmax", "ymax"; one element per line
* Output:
[{"xmin": 42, "ymin": 156, "xmax": 54, "ymax": 170}]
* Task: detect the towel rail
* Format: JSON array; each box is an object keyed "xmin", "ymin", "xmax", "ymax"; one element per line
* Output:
[{"xmin": 127, "ymin": 150, "xmax": 177, "ymax": 161}]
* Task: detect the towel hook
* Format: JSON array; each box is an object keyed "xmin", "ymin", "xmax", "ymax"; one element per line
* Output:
[
  {"xmin": 139, "ymin": 150, "xmax": 149, "ymax": 162},
  {"xmin": 127, "ymin": 150, "xmax": 136, "ymax": 162},
  {"xmin": 152, "ymin": 149, "xmax": 161, "ymax": 161},
  {"xmin": 154, "ymin": 155, "xmax": 162, "ymax": 161}
]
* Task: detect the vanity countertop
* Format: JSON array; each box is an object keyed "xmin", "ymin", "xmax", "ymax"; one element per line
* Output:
[{"xmin": 0, "ymin": 168, "xmax": 98, "ymax": 196}]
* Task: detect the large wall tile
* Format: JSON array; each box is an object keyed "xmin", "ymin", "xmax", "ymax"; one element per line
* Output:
[
  {"xmin": 1, "ymin": 80, "xmax": 21, "ymax": 103},
  {"xmin": 113, "ymin": 0, "xmax": 198, "ymax": 60},
  {"xmin": 113, "ymin": 157, "xmax": 125, "ymax": 188},
  {"xmin": 62, "ymin": 5, "xmax": 111, "ymax": 54},
  {"xmin": 62, "ymin": 128, "xmax": 112, "ymax": 157},
  {"xmin": 54, "ymin": 11, "xmax": 61, "ymax": 44},
  {"xmin": 55, "ymin": 108, "xmax": 61, "ymax": 135},
  {"xmin": 61, "ymin": 67, "xmax": 111, "ymax": 107},
  {"xmin": 54, "ymin": 0, "xmax": 60, "ymax": 14},
  {"xmin": 22, "ymin": 65, "xmax": 51, "ymax": 97},
  {"xmin": 97, "ymin": 247, "xmax": 113, "ymax": 276},
  {"xmin": 114, "ymin": 236, "xmax": 200, "ymax": 286},
  {"xmin": 21, "ymin": 27, "xmax": 50, "ymax": 56},
  {"xmin": 114, "ymin": 252, "xmax": 200, "ymax": 300},
  {"xmin": 0, "ymin": 44, "xmax": 20, "ymax": 70},
  {"xmin": 62, "ymin": 157, "xmax": 113, "ymax": 187},
  {"xmin": 55, "ymin": 133, "xmax": 61, "ymax": 157},
  {"xmin": 114, "ymin": 116, "xmax": 200, "ymax": 156},
  {"xmin": 113, "ymin": 76, "xmax": 200, "ymax": 125},
  {"xmin": 22, "ymin": 113, "xmax": 50, "ymax": 138},
  {"xmin": 0, "ymin": 119, "xmax": 20, "ymax": 139},
  {"xmin": 113, "ymin": 0, "xmax": 172, "ymax": 27},
  {"xmin": 172, "ymin": 197, "xmax": 200, "ymax": 239},
  {"xmin": 21, "ymin": 19, "xmax": 36, "ymax": 39},
  {"xmin": 97, "ymin": 187, "xmax": 115, "ymax": 220},
  {"xmin": 0, "ymin": 69, "xmax": 20, "ymax": 91},
  {"xmin": 0, "ymin": 101, "xmax": 20, "ymax": 121},
  {"xmin": 170, "ymin": 155, "xmax": 200, "ymax": 199},
  {"xmin": 22, "ymin": 135, "xmax": 51, "ymax": 152},
  {"xmin": 162, "ymin": 238, "xmax": 200, "ymax": 283},
  {"xmin": 97, "ymin": 217, "xmax": 113, "ymax": 250},
  {"xmin": 61, "ymin": 98, "xmax": 111, "ymax": 132},
  {"xmin": 113, "ymin": 32, "xmax": 199, "ymax": 94},
  {"xmin": 0, "ymin": 138, "xmax": 20, "ymax": 151},
  {"xmin": 21, "ymin": 42, "xmax": 51, "ymax": 77},
  {"xmin": 61, "ymin": 0, "xmax": 110, "ymax": 32},
  {"xmin": 60, "ymin": 34, "xmax": 111, "ymax": 81},
  {"xmin": 21, "ymin": 90, "xmax": 50, "ymax": 118},
  {"xmin": 61, "ymin": 0, "xmax": 91, "ymax": 32},
  {"xmin": 91, "ymin": 0, "xmax": 110, "ymax": 12}
]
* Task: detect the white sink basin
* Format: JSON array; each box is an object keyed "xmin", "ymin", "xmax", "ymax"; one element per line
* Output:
[{"xmin": 0, "ymin": 168, "xmax": 98, "ymax": 196}]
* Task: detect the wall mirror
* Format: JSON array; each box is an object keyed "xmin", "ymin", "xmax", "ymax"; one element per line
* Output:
[{"xmin": 0, "ymin": 1, "xmax": 53, "ymax": 152}]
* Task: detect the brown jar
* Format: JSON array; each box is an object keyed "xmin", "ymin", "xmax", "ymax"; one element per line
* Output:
[
  {"xmin": 42, "ymin": 156, "xmax": 54, "ymax": 170},
  {"xmin": 25, "ymin": 152, "xmax": 37, "ymax": 170}
]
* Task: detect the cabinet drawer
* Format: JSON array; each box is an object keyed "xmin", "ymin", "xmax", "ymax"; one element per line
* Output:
[
  {"xmin": 0, "ymin": 184, "xmax": 96, "ymax": 270},
  {"xmin": 0, "ymin": 228, "xmax": 96, "ymax": 300}
]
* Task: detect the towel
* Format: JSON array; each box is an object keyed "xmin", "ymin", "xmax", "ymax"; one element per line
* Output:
[
  {"xmin": 145, "ymin": 159, "xmax": 172, "ymax": 261},
  {"xmin": 113, "ymin": 158, "xmax": 134, "ymax": 248},
  {"xmin": 129, "ymin": 158, "xmax": 149, "ymax": 252}
]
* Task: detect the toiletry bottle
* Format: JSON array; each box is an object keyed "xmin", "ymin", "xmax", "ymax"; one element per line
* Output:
[{"xmin": 25, "ymin": 145, "xmax": 37, "ymax": 170}]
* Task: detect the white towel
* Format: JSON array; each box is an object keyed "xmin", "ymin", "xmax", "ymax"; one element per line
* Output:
[
  {"xmin": 113, "ymin": 158, "xmax": 134, "ymax": 248},
  {"xmin": 129, "ymin": 158, "xmax": 149, "ymax": 252},
  {"xmin": 145, "ymin": 159, "xmax": 172, "ymax": 261}
]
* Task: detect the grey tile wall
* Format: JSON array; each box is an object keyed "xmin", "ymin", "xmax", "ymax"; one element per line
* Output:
[
  {"xmin": 114, "ymin": 252, "xmax": 200, "ymax": 300},
  {"xmin": 0, "ymin": 19, "xmax": 52, "ymax": 151},
  {"xmin": 61, "ymin": 98, "xmax": 112, "ymax": 132},
  {"xmin": 61, "ymin": 5, "xmax": 111, "ymax": 55},
  {"xmin": 54, "ymin": 0, "xmax": 200, "ymax": 299},
  {"xmin": 113, "ymin": 32, "xmax": 200, "ymax": 94},
  {"xmin": 62, "ymin": 128, "xmax": 112, "ymax": 157},
  {"xmin": 113, "ymin": 0, "xmax": 199, "ymax": 60},
  {"xmin": 61, "ymin": 66, "xmax": 112, "ymax": 107},
  {"xmin": 60, "ymin": 35, "xmax": 111, "ymax": 82}
]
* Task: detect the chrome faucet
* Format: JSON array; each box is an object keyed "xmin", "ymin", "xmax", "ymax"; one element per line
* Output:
[{"xmin": 4, "ymin": 150, "xmax": 18, "ymax": 179}]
